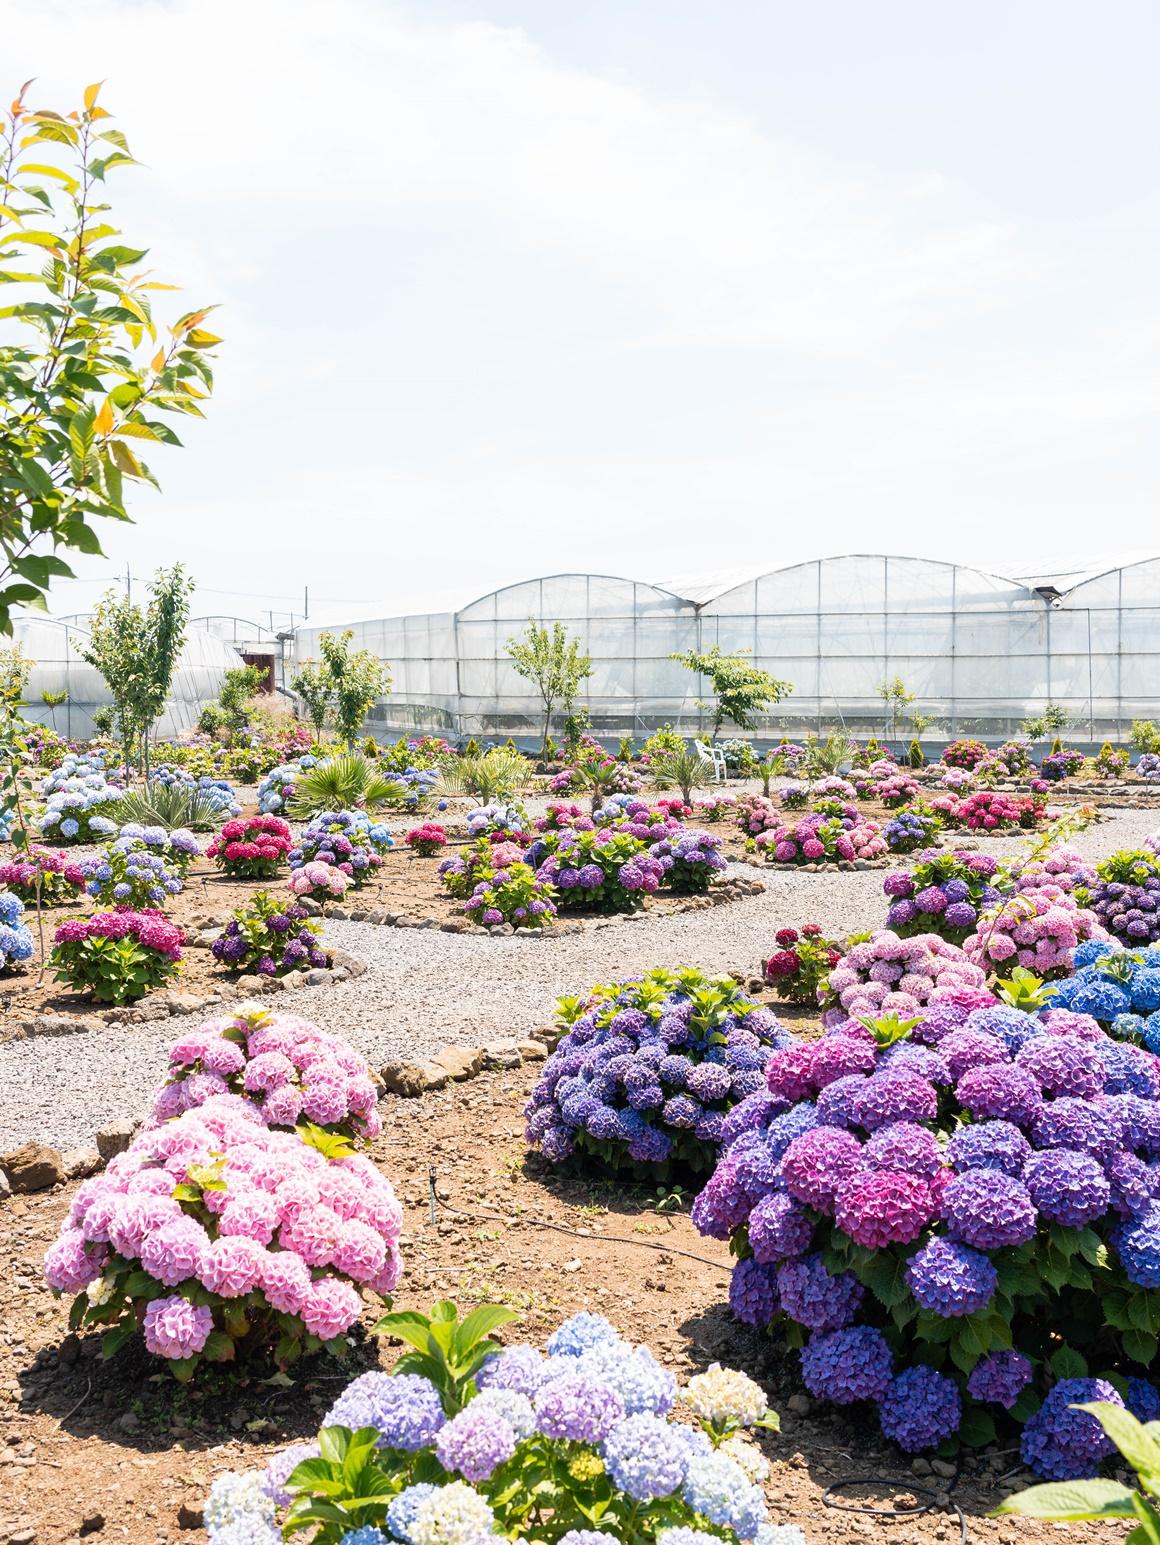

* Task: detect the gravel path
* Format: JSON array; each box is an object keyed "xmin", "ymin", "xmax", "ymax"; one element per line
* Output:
[{"xmin": 3, "ymin": 805, "xmax": 1157, "ymax": 1153}]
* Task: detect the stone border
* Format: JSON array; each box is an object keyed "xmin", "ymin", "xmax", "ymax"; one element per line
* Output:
[
  {"xmin": 759, "ymin": 856, "xmax": 892, "ymax": 873},
  {"xmin": 379, "ymin": 1026, "xmax": 560, "ymax": 1096},
  {"xmin": 312, "ymin": 873, "xmax": 765, "ymax": 937},
  {"xmin": 1, "ymin": 946, "xmax": 368, "ymax": 1041}
]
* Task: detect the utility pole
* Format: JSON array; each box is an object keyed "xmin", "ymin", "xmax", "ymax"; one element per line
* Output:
[
  {"xmin": 124, "ymin": 564, "xmax": 131, "ymax": 601},
  {"xmin": 304, "ymin": 585, "xmax": 309, "ymax": 619}
]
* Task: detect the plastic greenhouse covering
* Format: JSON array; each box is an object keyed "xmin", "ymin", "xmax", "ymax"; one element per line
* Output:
[{"xmin": 290, "ymin": 556, "xmax": 1160, "ymax": 749}]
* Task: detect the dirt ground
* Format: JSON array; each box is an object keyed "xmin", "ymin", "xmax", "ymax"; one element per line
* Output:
[{"xmin": 0, "ymin": 1060, "xmax": 1119, "ymax": 1545}]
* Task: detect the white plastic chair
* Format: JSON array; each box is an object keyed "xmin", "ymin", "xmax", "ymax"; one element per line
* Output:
[{"xmin": 694, "ymin": 739, "xmax": 728, "ymax": 783}]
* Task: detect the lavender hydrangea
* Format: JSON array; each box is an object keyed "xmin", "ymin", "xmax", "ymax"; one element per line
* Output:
[
  {"xmin": 1020, "ymin": 1379, "xmax": 1123, "ymax": 1479},
  {"xmin": 905, "ymin": 1237, "xmax": 997, "ymax": 1317},
  {"xmin": 776, "ymin": 1253, "xmax": 864, "ymax": 1331},
  {"xmin": 878, "ymin": 1366, "xmax": 961, "ymax": 1451},
  {"xmin": 800, "ymin": 1326, "xmax": 893, "ymax": 1403},
  {"xmin": 967, "ymin": 1351, "xmax": 1033, "ymax": 1409}
]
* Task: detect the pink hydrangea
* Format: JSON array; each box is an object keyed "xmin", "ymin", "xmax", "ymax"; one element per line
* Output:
[
  {"xmin": 143, "ymin": 1296, "xmax": 215, "ymax": 1359},
  {"xmin": 835, "ymin": 1169, "xmax": 936, "ymax": 1247}
]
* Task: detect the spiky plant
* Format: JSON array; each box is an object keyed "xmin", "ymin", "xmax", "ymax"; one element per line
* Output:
[
  {"xmin": 112, "ymin": 783, "xmax": 224, "ymax": 833},
  {"xmin": 289, "ymin": 753, "xmax": 408, "ymax": 818},
  {"xmin": 803, "ymin": 731, "xmax": 855, "ymax": 777},
  {"xmin": 649, "ymin": 745, "xmax": 705, "ymax": 807},
  {"xmin": 439, "ymin": 747, "xmax": 528, "ymax": 805}
]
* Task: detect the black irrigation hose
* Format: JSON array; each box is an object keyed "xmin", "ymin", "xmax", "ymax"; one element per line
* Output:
[{"xmin": 822, "ymin": 1477, "xmax": 967, "ymax": 1545}]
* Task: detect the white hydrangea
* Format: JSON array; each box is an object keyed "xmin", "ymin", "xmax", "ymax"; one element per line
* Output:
[
  {"xmin": 203, "ymin": 1471, "xmax": 275, "ymax": 1535},
  {"xmin": 410, "ymin": 1481, "xmax": 496, "ymax": 1545},
  {"xmin": 720, "ymin": 1433, "xmax": 770, "ymax": 1484},
  {"xmin": 682, "ymin": 1362, "xmax": 768, "ymax": 1427}
]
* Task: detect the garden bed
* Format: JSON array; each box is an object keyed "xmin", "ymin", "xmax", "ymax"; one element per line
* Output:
[{"xmin": 0, "ymin": 1059, "xmax": 1114, "ymax": 1545}]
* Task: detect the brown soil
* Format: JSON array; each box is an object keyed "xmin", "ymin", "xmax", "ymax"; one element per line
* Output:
[{"xmin": 0, "ymin": 1062, "xmax": 1113, "ymax": 1545}]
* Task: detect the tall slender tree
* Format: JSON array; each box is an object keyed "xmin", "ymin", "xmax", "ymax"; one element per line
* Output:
[{"xmin": 506, "ymin": 620, "xmax": 592, "ymax": 764}]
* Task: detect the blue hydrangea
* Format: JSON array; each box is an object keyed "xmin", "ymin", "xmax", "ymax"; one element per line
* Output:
[
  {"xmin": 776, "ymin": 1253, "xmax": 864, "ymax": 1331},
  {"xmin": 963, "ymin": 1005, "xmax": 1045, "ymax": 1054},
  {"xmin": 905, "ymin": 1237, "xmax": 998, "ymax": 1317},
  {"xmin": 1024, "ymin": 1148, "xmax": 1111, "ymax": 1226},
  {"xmin": 682, "ymin": 1451, "xmax": 766, "ymax": 1533},
  {"xmin": 323, "ymin": 1373, "xmax": 445, "ymax": 1451},
  {"xmin": 1020, "ymin": 1378, "xmax": 1123, "ymax": 1478},
  {"xmin": 942, "ymin": 1170, "xmax": 1037, "ymax": 1250},
  {"xmin": 435, "ymin": 1404, "xmax": 517, "ymax": 1481},
  {"xmin": 878, "ymin": 1366, "xmax": 961, "ymax": 1451},
  {"xmin": 800, "ymin": 1326, "xmax": 892, "ymax": 1403},
  {"xmin": 576, "ymin": 1341, "xmax": 676, "ymax": 1415},
  {"xmin": 1114, "ymin": 1206, "xmax": 1160, "ymax": 1286},
  {"xmin": 728, "ymin": 1257, "xmax": 779, "ymax": 1327},
  {"xmin": 546, "ymin": 1312, "xmax": 620, "ymax": 1358},
  {"xmin": 469, "ymin": 1387, "xmax": 535, "ymax": 1438},
  {"xmin": 947, "ymin": 1119, "xmax": 1030, "ymax": 1176},
  {"xmin": 1127, "ymin": 1378, "xmax": 1160, "ymax": 1423},
  {"xmin": 339, "ymin": 1529, "xmax": 389, "ymax": 1545},
  {"xmin": 602, "ymin": 1413, "xmax": 688, "ymax": 1500}
]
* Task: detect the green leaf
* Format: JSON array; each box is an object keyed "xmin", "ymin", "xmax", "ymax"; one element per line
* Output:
[
  {"xmin": 1125, "ymin": 1331, "xmax": 1158, "ymax": 1367},
  {"xmin": 454, "ymin": 1304, "xmax": 518, "ymax": 1357},
  {"xmin": 1050, "ymin": 1345, "xmax": 1090, "ymax": 1381},
  {"xmin": 992, "ymin": 1478, "xmax": 1138, "ymax": 1519},
  {"xmin": 959, "ymin": 1408, "xmax": 997, "ymax": 1448},
  {"xmin": 203, "ymin": 1331, "xmax": 236, "ymax": 1363},
  {"xmin": 1074, "ymin": 1403, "xmax": 1160, "ymax": 1477},
  {"xmin": 100, "ymin": 1317, "xmax": 136, "ymax": 1361}
]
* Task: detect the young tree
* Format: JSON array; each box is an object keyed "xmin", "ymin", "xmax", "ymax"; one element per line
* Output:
[
  {"xmin": 877, "ymin": 675, "xmax": 916, "ymax": 743},
  {"xmin": 671, "ymin": 646, "xmax": 792, "ymax": 740},
  {"xmin": 0, "ymin": 643, "xmax": 31, "ymax": 706},
  {"xmin": 318, "ymin": 630, "xmax": 390, "ymax": 748},
  {"xmin": 0, "ymin": 83, "xmax": 219, "ymax": 632},
  {"xmin": 290, "ymin": 657, "xmax": 334, "ymax": 740},
  {"xmin": 217, "ymin": 664, "xmax": 267, "ymax": 735},
  {"xmin": 505, "ymin": 620, "xmax": 593, "ymax": 764},
  {"xmin": 41, "ymin": 687, "xmax": 68, "ymax": 731},
  {"xmin": 81, "ymin": 564, "xmax": 194, "ymax": 777}
]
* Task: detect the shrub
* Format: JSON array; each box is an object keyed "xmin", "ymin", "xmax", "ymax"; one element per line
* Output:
[
  {"xmin": 764, "ymin": 925, "xmax": 842, "ymax": 1004},
  {"xmin": 690, "ymin": 792, "xmax": 738, "ymax": 823},
  {"xmin": 943, "ymin": 739, "xmax": 988, "ymax": 770},
  {"xmin": 877, "ymin": 773, "xmax": 920, "ymax": 808},
  {"xmin": 212, "ymin": 892, "xmax": 330, "ymax": 976},
  {"xmin": 1040, "ymin": 749, "xmax": 1086, "ymax": 782},
  {"xmin": 200, "ymin": 1303, "xmax": 790, "ymax": 1545},
  {"xmin": 720, "ymin": 737, "xmax": 758, "ymax": 773},
  {"xmin": 44, "ymin": 1096, "xmax": 402, "ymax": 1379},
  {"xmin": 959, "ymin": 791, "xmax": 1041, "ymax": 831},
  {"xmin": 1138, "ymin": 753, "xmax": 1160, "ymax": 782},
  {"xmin": 1092, "ymin": 742, "xmax": 1129, "ymax": 779},
  {"xmin": 1081, "ymin": 850, "xmax": 1160, "ymax": 945},
  {"xmin": 965, "ymin": 887, "xmax": 1104, "ymax": 977},
  {"xmin": 994, "ymin": 740, "xmax": 1034, "ymax": 776},
  {"xmin": 756, "ymin": 814, "xmax": 887, "ymax": 866},
  {"xmin": 641, "ymin": 723, "xmax": 685, "ymax": 762},
  {"xmin": 0, "ymin": 893, "xmax": 33, "ymax": 974},
  {"xmin": 257, "ymin": 756, "xmax": 317, "ymax": 813},
  {"xmin": 883, "ymin": 851, "xmax": 1002, "ymax": 945},
  {"xmin": 405, "ymin": 823, "xmax": 447, "ymax": 856},
  {"xmin": 289, "ymin": 810, "xmax": 393, "ymax": 886},
  {"xmin": 1049, "ymin": 939, "xmax": 1160, "ymax": 1043},
  {"xmin": 548, "ymin": 765, "xmax": 582, "ymax": 793},
  {"xmin": 737, "ymin": 794, "xmax": 781, "ymax": 836},
  {"xmin": 148, "ymin": 765, "xmax": 241, "ymax": 818},
  {"xmin": 51, "ymin": 910, "xmax": 183, "ymax": 1003},
  {"xmin": 534, "ymin": 802, "xmax": 592, "ymax": 833},
  {"xmin": 884, "ymin": 809, "xmax": 941, "ymax": 853},
  {"xmin": 692, "ymin": 1005, "xmax": 1160, "ymax": 1472},
  {"xmin": 534, "ymin": 828, "xmax": 665, "ymax": 913},
  {"xmin": 649, "ymin": 828, "xmax": 728, "ymax": 894},
  {"xmin": 525, "ymin": 969, "xmax": 797, "ymax": 1172},
  {"xmin": 287, "ymin": 861, "xmax": 350, "ymax": 900},
  {"xmin": 37, "ymin": 759, "xmax": 123, "ymax": 844},
  {"xmin": 83, "ymin": 824, "xmax": 197, "ymax": 904},
  {"xmin": 438, "ymin": 838, "xmax": 504, "ymax": 901},
  {"xmin": 0, "ymin": 847, "xmax": 86, "ymax": 906},
  {"xmin": 208, "ymin": 815, "xmax": 294, "ymax": 880},
  {"xmin": 463, "ymin": 859, "xmax": 558, "ymax": 930},
  {"xmin": 150, "ymin": 1004, "xmax": 382, "ymax": 1141},
  {"xmin": 937, "ymin": 765, "xmax": 973, "ymax": 791},
  {"xmin": 824, "ymin": 930, "xmax": 988, "ymax": 1020},
  {"xmin": 465, "ymin": 802, "xmax": 529, "ymax": 840},
  {"xmin": 779, "ymin": 782, "xmax": 810, "ymax": 809},
  {"xmin": 996, "ymin": 1397, "xmax": 1160, "ymax": 1514}
]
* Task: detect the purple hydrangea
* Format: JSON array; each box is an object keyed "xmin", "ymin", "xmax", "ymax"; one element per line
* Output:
[
  {"xmin": 1114, "ymin": 1206, "xmax": 1160, "ymax": 1287},
  {"xmin": 1127, "ymin": 1378, "xmax": 1160, "ymax": 1423},
  {"xmin": 956, "ymin": 1064, "xmax": 1044, "ymax": 1127},
  {"xmin": 816, "ymin": 1075, "xmax": 870, "ymax": 1129},
  {"xmin": 862, "ymin": 1122, "xmax": 943, "ymax": 1179},
  {"xmin": 1020, "ymin": 1378, "xmax": 1123, "ymax": 1479},
  {"xmin": 964, "ymin": 1005, "xmax": 1046, "ymax": 1054},
  {"xmin": 323, "ymin": 1373, "xmax": 445, "ymax": 1451},
  {"xmin": 800, "ymin": 1326, "xmax": 893, "ymax": 1404},
  {"xmin": 967, "ymin": 1351, "xmax": 1033, "ymax": 1409},
  {"xmin": 940, "ymin": 1031, "xmax": 1010, "ymax": 1082},
  {"xmin": 776, "ymin": 1253, "xmax": 864, "ymax": 1331},
  {"xmin": 834, "ymin": 1169, "xmax": 936, "ymax": 1248},
  {"xmin": 942, "ymin": 1170, "xmax": 1038, "ymax": 1250},
  {"xmin": 878, "ymin": 1366, "xmax": 961, "ymax": 1452},
  {"xmin": 1016, "ymin": 1037, "xmax": 1105, "ymax": 1099},
  {"xmin": 435, "ymin": 1404, "xmax": 518, "ymax": 1481},
  {"xmin": 748, "ymin": 1192, "xmax": 815, "ymax": 1263},
  {"xmin": 852, "ymin": 1072, "xmax": 938, "ymax": 1132},
  {"xmin": 905, "ymin": 1237, "xmax": 997, "ymax": 1318},
  {"xmin": 781, "ymin": 1127, "xmax": 862, "ymax": 1213},
  {"xmin": 534, "ymin": 1374, "xmax": 626, "ymax": 1442},
  {"xmin": 728, "ymin": 1257, "xmax": 779, "ymax": 1326}
]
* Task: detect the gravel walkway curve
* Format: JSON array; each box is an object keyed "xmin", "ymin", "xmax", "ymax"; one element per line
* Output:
[{"xmin": 3, "ymin": 804, "xmax": 1157, "ymax": 1153}]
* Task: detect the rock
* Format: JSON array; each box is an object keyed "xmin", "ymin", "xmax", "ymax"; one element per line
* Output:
[
  {"xmin": 165, "ymin": 992, "xmax": 206, "ymax": 1015},
  {"xmin": 235, "ymin": 974, "xmax": 265, "ymax": 995},
  {"xmin": 280, "ymin": 971, "xmax": 306, "ymax": 991},
  {"xmin": 1, "ymin": 1141, "xmax": 66, "ymax": 1193},
  {"xmin": 430, "ymin": 1045, "xmax": 484, "ymax": 1081},
  {"xmin": 23, "ymin": 1013, "xmax": 91, "ymax": 1038},
  {"xmin": 58, "ymin": 1334, "xmax": 81, "ymax": 1367},
  {"xmin": 330, "ymin": 966, "xmax": 351, "ymax": 981},
  {"xmin": 0, "ymin": 1167, "xmax": 9, "ymax": 1200},
  {"xmin": 296, "ymin": 895, "xmax": 322, "ymax": 916},
  {"xmin": 930, "ymin": 1457, "xmax": 956, "ymax": 1479},
  {"xmin": 787, "ymin": 1393, "xmax": 812, "ymax": 1416},
  {"xmin": 95, "ymin": 1118, "xmax": 137, "ymax": 1162},
  {"xmin": 348, "ymin": 909, "xmax": 369, "ymax": 923},
  {"xmin": 62, "ymin": 1148, "xmax": 102, "ymax": 1180},
  {"xmin": 79, "ymin": 1512, "xmax": 105, "ymax": 1535},
  {"xmin": 116, "ymin": 1411, "xmax": 140, "ymax": 1433},
  {"xmin": 304, "ymin": 968, "xmax": 331, "ymax": 987},
  {"xmin": 176, "ymin": 1502, "xmax": 204, "ymax": 1530},
  {"xmin": 8, "ymin": 1528, "xmax": 36, "ymax": 1545},
  {"xmin": 328, "ymin": 905, "xmax": 351, "ymax": 921},
  {"xmin": 516, "ymin": 1039, "xmax": 548, "ymax": 1061},
  {"xmin": 440, "ymin": 919, "xmax": 470, "ymax": 933},
  {"xmin": 483, "ymin": 1041, "xmax": 522, "ymax": 1070},
  {"xmin": 380, "ymin": 1061, "xmax": 450, "ymax": 1097},
  {"xmin": 911, "ymin": 1456, "xmax": 933, "ymax": 1476}
]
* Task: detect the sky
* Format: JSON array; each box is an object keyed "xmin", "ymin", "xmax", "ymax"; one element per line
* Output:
[{"xmin": 7, "ymin": 0, "xmax": 1160, "ymax": 628}]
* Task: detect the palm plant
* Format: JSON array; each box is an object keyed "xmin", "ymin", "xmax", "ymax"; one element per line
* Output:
[
  {"xmin": 758, "ymin": 750, "xmax": 790, "ymax": 797},
  {"xmin": 803, "ymin": 731, "xmax": 855, "ymax": 777},
  {"xmin": 575, "ymin": 755, "xmax": 630, "ymax": 815},
  {"xmin": 439, "ymin": 747, "xmax": 528, "ymax": 805},
  {"xmin": 649, "ymin": 744, "xmax": 706, "ymax": 807},
  {"xmin": 289, "ymin": 753, "xmax": 409, "ymax": 818},
  {"xmin": 112, "ymin": 783, "xmax": 225, "ymax": 833}
]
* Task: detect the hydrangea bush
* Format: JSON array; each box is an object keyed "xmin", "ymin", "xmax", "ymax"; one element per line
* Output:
[
  {"xmin": 208, "ymin": 815, "xmax": 294, "ymax": 879},
  {"xmin": 763, "ymin": 926, "xmax": 842, "ymax": 1005},
  {"xmin": 883, "ymin": 809, "xmax": 940, "ymax": 853},
  {"xmin": 822, "ymin": 930, "xmax": 987, "ymax": 1021},
  {"xmin": 82, "ymin": 827, "xmax": 199, "ymax": 909},
  {"xmin": 150, "ymin": 1004, "xmax": 382, "ymax": 1141},
  {"xmin": 533, "ymin": 828, "xmax": 666, "ymax": 913},
  {"xmin": 525, "ymin": 969, "xmax": 797, "ymax": 1173},
  {"xmin": 290, "ymin": 810, "xmax": 394, "ymax": 887},
  {"xmin": 212, "ymin": 892, "xmax": 330, "ymax": 977},
  {"xmin": 883, "ymin": 851, "xmax": 1002, "ymax": 945},
  {"xmin": 964, "ymin": 888, "xmax": 1104, "ymax": 977},
  {"xmin": 755, "ymin": 815, "xmax": 886, "ymax": 867},
  {"xmin": 959, "ymin": 792, "xmax": 1042, "ymax": 832},
  {"xmin": 0, "ymin": 846, "xmax": 86, "ymax": 906},
  {"xmin": 44, "ymin": 1094, "xmax": 402, "ymax": 1378},
  {"xmin": 692, "ymin": 1004, "xmax": 1160, "ymax": 1472},
  {"xmin": 1079, "ymin": 851, "xmax": 1160, "ymax": 946},
  {"xmin": 198, "ymin": 1304, "xmax": 795, "ymax": 1545},
  {"xmin": 0, "ymin": 892, "xmax": 34, "ymax": 974},
  {"xmin": 406, "ymin": 823, "xmax": 447, "ymax": 856},
  {"xmin": 942, "ymin": 739, "xmax": 989, "ymax": 770},
  {"xmin": 1049, "ymin": 939, "xmax": 1160, "ymax": 1044},
  {"xmin": 463, "ymin": 859, "xmax": 559, "ymax": 931},
  {"xmin": 649, "ymin": 829, "xmax": 728, "ymax": 895},
  {"xmin": 149, "ymin": 765, "xmax": 241, "ymax": 820},
  {"xmin": 38, "ymin": 756, "xmax": 123, "ymax": 843},
  {"xmin": 258, "ymin": 756, "xmax": 317, "ymax": 814},
  {"xmin": 51, "ymin": 909, "xmax": 184, "ymax": 1003}
]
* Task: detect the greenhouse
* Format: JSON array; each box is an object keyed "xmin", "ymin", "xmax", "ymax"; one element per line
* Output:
[{"xmin": 291, "ymin": 553, "xmax": 1160, "ymax": 748}]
